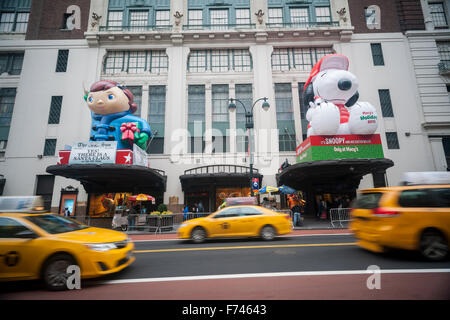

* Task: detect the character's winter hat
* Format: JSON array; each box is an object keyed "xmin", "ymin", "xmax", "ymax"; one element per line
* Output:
[{"xmin": 303, "ymin": 54, "xmax": 349, "ymax": 91}]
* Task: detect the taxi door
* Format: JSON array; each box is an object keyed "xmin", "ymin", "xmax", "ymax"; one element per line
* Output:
[
  {"xmin": 232, "ymin": 207, "xmax": 264, "ymax": 236},
  {"xmin": 207, "ymin": 207, "xmax": 242, "ymax": 237},
  {"xmin": 0, "ymin": 217, "xmax": 42, "ymax": 280}
]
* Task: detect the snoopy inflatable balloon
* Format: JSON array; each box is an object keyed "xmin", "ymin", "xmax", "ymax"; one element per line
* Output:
[{"xmin": 303, "ymin": 54, "xmax": 378, "ymax": 137}]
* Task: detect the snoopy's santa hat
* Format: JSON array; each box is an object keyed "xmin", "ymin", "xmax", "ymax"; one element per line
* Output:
[{"xmin": 303, "ymin": 54, "xmax": 349, "ymax": 92}]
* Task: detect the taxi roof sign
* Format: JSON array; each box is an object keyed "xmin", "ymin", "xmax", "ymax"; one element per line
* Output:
[
  {"xmin": 0, "ymin": 196, "xmax": 45, "ymax": 213},
  {"xmin": 224, "ymin": 197, "xmax": 258, "ymax": 207},
  {"xmin": 400, "ymin": 171, "xmax": 450, "ymax": 186}
]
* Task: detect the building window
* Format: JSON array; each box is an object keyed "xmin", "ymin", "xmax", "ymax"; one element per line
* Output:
[
  {"xmin": 188, "ymin": 10, "xmax": 203, "ymax": 28},
  {"xmin": 0, "ymin": 52, "xmax": 23, "ymax": 75},
  {"xmin": 210, "ymin": 9, "xmax": 228, "ymax": 30},
  {"xmin": 127, "ymin": 86, "xmax": 142, "ymax": 117},
  {"xmin": 290, "ymin": 8, "xmax": 309, "ymax": 26},
  {"xmin": 233, "ymin": 49, "xmax": 252, "ymax": 72},
  {"xmin": 275, "ymin": 83, "xmax": 296, "ymax": 152},
  {"xmin": 212, "ymin": 84, "xmax": 229, "ymax": 153},
  {"xmin": 56, "ymin": 50, "xmax": 69, "ymax": 72},
  {"xmin": 0, "ymin": 10, "xmax": 29, "ymax": 33},
  {"xmin": 292, "ymin": 48, "xmax": 313, "ymax": 71},
  {"xmin": 127, "ymin": 51, "xmax": 146, "ymax": 74},
  {"xmin": 437, "ymin": 41, "xmax": 450, "ymax": 71},
  {"xmin": 155, "ymin": 10, "xmax": 170, "ymax": 28},
  {"xmin": 107, "ymin": 11, "xmax": 123, "ymax": 30},
  {"xmin": 0, "ymin": 88, "xmax": 16, "ymax": 158},
  {"xmin": 43, "ymin": 139, "xmax": 57, "ymax": 156},
  {"xmin": 371, "ymin": 43, "xmax": 384, "ymax": 66},
  {"xmin": 35, "ymin": 175, "xmax": 55, "ymax": 211},
  {"xmin": 211, "ymin": 50, "xmax": 229, "ymax": 72},
  {"xmin": 429, "ymin": 2, "xmax": 448, "ymax": 28},
  {"xmin": 104, "ymin": 51, "xmax": 124, "ymax": 74},
  {"xmin": 236, "ymin": 8, "xmax": 250, "ymax": 26},
  {"xmin": 0, "ymin": 140, "xmax": 7, "ymax": 160},
  {"xmin": 235, "ymin": 84, "xmax": 252, "ymax": 153},
  {"xmin": 188, "ymin": 50, "xmax": 207, "ymax": 72},
  {"xmin": 188, "ymin": 85, "xmax": 206, "ymax": 154},
  {"xmin": 272, "ymin": 48, "xmax": 290, "ymax": 71},
  {"xmin": 272, "ymin": 47, "xmax": 333, "ymax": 71},
  {"xmin": 150, "ymin": 50, "xmax": 168, "ymax": 73},
  {"xmin": 188, "ymin": 49, "xmax": 252, "ymax": 73},
  {"xmin": 315, "ymin": 6, "xmax": 331, "ymax": 23},
  {"xmin": 386, "ymin": 132, "xmax": 400, "ymax": 149},
  {"xmin": 378, "ymin": 89, "xmax": 394, "ymax": 117},
  {"xmin": 268, "ymin": 8, "xmax": 283, "ymax": 26},
  {"xmin": 103, "ymin": 50, "xmax": 168, "ymax": 74},
  {"xmin": 48, "ymin": 96, "xmax": 63, "ymax": 124},
  {"xmin": 129, "ymin": 10, "xmax": 149, "ymax": 31},
  {"xmin": 147, "ymin": 86, "xmax": 166, "ymax": 154}
]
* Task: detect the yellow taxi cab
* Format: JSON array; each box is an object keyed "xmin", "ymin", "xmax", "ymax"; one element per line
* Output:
[
  {"xmin": 350, "ymin": 184, "xmax": 450, "ymax": 261},
  {"xmin": 0, "ymin": 196, "xmax": 135, "ymax": 290},
  {"xmin": 177, "ymin": 205, "xmax": 293, "ymax": 243}
]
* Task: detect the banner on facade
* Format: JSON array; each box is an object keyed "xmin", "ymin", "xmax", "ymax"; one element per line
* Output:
[
  {"xmin": 69, "ymin": 141, "xmax": 117, "ymax": 165},
  {"xmin": 296, "ymin": 134, "xmax": 384, "ymax": 163}
]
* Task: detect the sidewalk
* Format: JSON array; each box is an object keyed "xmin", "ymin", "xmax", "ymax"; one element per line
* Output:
[
  {"xmin": 128, "ymin": 228, "xmax": 352, "ymax": 241},
  {"xmin": 126, "ymin": 216, "xmax": 350, "ymax": 239}
]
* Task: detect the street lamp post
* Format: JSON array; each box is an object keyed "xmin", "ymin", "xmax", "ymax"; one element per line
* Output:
[{"xmin": 228, "ymin": 97, "xmax": 270, "ymax": 197}]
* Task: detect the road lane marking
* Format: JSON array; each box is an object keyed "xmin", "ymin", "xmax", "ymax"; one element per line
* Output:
[
  {"xmin": 103, "ymin": 269, "xmax": 450, "ymax": 285},
  {"xmin": 133, "ymin": 242, "xmax": 357, "ymax": 253},
  {"xmin": 131, "ymin": 233, "xmax": 354, "ymax": 243}
]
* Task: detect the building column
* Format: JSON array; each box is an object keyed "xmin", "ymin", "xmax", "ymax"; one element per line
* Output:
[
  {"xmin": 229, "ymin": 82, "xmax": 236, "ymax": 154},
  {"xmin": 204, "ymin": 82, "xmax": 213, "ymax": 154},
  {"xmin": 249, "ymin": 44, "xmax": 277, "ymax": 164},
  {"xmin": 429, "ymin": 137, "xmax": 448, "ymax": 171},
  {"xmin": 165, "ymin": 46, "xmax": 190, "ymax": 156},
  {"xmin": 141, "ymin": 85, "xmax": 149, "ymax": 123}
]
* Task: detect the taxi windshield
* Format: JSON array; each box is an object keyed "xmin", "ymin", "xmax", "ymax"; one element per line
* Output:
[{"xmin": 25, "ymin": 214, "xmax": 88, "ymax": 234}]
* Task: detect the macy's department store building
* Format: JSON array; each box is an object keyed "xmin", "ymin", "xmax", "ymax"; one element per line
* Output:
[{"xmin": 0, "ymin": 0, "xmax": 449, "ymax": 218}]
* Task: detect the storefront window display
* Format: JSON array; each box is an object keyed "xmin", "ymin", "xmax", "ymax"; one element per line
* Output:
[
  {"xmin": 88, "ymin": 193, "xmax": 131, "ymax": 217},
  {"xmin": 215, "ymin": 187, "xmax": 251, "ymax": 210}
]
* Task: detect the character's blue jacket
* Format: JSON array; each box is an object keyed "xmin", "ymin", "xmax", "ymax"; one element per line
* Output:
[{"xmin": 90, "ymin": 110, "xmax": 151, "ymax": 150}]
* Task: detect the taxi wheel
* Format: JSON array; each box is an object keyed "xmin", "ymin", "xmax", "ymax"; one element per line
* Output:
[
  {"xmin": 260, "ymin": 225, "xmax": 276, "ymax": 241},
  {"xmin": 42, "ymin": 253, "xmax": 77, "ymax": 291},
  {"xmin": 191, "ymin": 227, "xmax": 207, "ymax": 243},
  {"xmin": 121, "ymin": 225, "xmax": 128, "ymax": 232},
  {"xmin": 419, "ymin": 230, "xmax": 449, "ymax": 261}
]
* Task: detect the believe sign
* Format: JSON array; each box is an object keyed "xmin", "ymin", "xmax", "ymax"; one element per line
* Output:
[{"xmin": 296, "ymin": 134, "xmax": 384, "ymax": 163}]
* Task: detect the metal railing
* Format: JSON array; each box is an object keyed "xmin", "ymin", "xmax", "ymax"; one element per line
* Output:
[
  {"xmin": 184, "ymin": 165, "xmax": 258, "ymax": 175},
  {"xmin": 329, "ymin": 208, "xmax": 352, "ymax": 228},
  {"xmin": 266, "ymin": 21, "xmax": 340, "ymax": 29},
  {"xmin": 99, "ymin": 25, "xmax": 172, "ymax": 32},
  {"xmin": 183, "ymin": 23, "xmax": 256, "ymax": 30},
  {"xmin": 71, "ymin": 213, "xmax": 185, "ymax": 233}
]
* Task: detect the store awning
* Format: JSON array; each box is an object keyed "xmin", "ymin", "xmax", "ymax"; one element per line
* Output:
[
  {"xmin": 180, "ymin": 165, "xmax": 263, "ymax": 191},
  {"xmin": 276, "ymin": 158, "xmax": 394, "ymax": 193},
  {"xmin": 46, "ymin": 164, "xmax": 167, "ymax": 194}
]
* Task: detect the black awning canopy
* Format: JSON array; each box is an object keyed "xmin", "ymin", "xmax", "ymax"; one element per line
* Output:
[
  {"xmin": 277, "ymin": 158, "xmax": 394, "ymax": 193},
  {"xmin": 46, "ymin": 164, "xmax": 167, "ymax": 194},
  {"xmin": 180, "ymin": 172, "xmax": 263, "ymax": 191}
]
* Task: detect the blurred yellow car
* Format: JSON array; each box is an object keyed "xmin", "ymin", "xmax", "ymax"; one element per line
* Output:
[
  {"xmin": 177, "ymin": 205, "xmax": 293, "ymax": 243},
  {"xmin": 350, "ymin": 185, "xmax": 450, "ymax": 261},
  {"xmin": 0, "ymin": 207, "xmax": 135, "ymax": 290}
]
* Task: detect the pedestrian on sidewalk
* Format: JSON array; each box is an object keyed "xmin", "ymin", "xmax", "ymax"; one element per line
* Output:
[
  {"xmin": 291, "ymin": 204, "xmax": 302, "ymax": 227},
  {"xmin": 317, "ymin": 197, "xmax": 327, "ymax": 220}
]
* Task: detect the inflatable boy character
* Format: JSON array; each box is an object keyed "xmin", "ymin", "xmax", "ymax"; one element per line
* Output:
[{"xmin": 84, "ymin": 80, "xmax": 151, "ymax": 150}]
